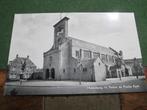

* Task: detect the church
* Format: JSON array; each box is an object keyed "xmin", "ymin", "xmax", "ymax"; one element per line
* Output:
[{"xmin": 43, "ymin": 17, "xmax": 127, "ymax": 82}]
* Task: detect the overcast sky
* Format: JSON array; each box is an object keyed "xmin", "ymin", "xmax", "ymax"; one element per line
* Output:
[{"xmin": 8, "ymin": 12, "xmax": 142, "ymax": 68}]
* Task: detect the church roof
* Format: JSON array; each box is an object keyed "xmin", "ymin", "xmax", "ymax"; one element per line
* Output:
[
  {"xmin": 79, "ymin": 59, "xmax": 96, "ymax": 68},
  {"xmin": 53, "ymin": 17, "xmax": 69, "ymax": 27},
  {"xmin": 67, "ymin": 36, "xmax": 115, "ymax": 55}
]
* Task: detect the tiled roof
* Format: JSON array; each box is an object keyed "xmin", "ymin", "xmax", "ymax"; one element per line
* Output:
[{"xmin": 9, "ymin": 57, "xmax": 36, "ymax": 67}]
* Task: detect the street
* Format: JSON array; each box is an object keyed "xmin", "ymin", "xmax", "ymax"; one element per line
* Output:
[{"xmin": 4, "ymin": 76, "xmax": 147, "ymax": 95}]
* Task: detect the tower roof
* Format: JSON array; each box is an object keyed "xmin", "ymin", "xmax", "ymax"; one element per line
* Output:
[{"xmin": 53, "ymin": 17, "xmax": 69, "ymax": 27}]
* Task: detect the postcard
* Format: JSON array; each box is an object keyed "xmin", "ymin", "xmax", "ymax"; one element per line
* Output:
[{"xmin": 4, "ymin": 12, "xmax": 147, "ymax": 95}]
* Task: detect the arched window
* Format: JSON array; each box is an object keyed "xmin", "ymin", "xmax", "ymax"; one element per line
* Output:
[
  {"xmin": 76, "ymin": 50, "xmax": 80, "ymax": 58},
  {"xmin": 49, "ymin": 56, "xmax": 52, "ymax": 67},
  {"xmin": 51, "ymin": 68, "xmax": 55, "ymax": 79},
  {"xmin": 46, "ymin": 69, "xmax": 50, "ymax": 79},
  {"xmin": 83, "ymin": 68, "xmax": 87, "ymax": 72},
  {"xmin": 83, "ymin": 50, "xmax": 91, "ymax": 59}
]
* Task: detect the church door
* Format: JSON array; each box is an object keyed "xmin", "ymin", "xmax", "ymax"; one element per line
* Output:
[
  {"xmin": 51, "ymin": 68, "xmax": 55, "ymax": 79},
  {"xmin": 46, "ymin": 69, "xmax": 50, "ymax": 79}
]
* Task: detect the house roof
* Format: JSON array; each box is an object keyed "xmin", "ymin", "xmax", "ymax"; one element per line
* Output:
[{"xmin": 9, "ymin": 57, "xmax": 36, "ymax": 67}]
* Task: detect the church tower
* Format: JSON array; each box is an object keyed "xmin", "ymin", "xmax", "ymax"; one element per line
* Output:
[{"xmin": 53, "ymin": 17, "xmax": 69, "ymax": 49}]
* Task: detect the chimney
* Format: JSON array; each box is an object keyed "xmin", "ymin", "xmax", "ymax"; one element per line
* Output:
[
  {"xmin": 27, "ymin": 55, "xmax": 29, "ymax": 59},
  {"xmin": 16, "ymin": 54, "xmax": 19, "ymax": 58}
]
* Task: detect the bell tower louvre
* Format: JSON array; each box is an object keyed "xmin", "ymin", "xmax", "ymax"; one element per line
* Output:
[{"xmin": 53, "ymin": 17, "xmax": 69, "ymax": 49}]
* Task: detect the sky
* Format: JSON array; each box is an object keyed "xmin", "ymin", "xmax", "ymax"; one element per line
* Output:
[{"xmin": 8, "ymin": 12, "xmax": 142, "ymax": 68}]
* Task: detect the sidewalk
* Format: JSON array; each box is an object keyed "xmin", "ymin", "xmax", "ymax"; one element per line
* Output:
[{"xmin": 5, "ymin": 76, "xmax": 145, "ymax": 87}]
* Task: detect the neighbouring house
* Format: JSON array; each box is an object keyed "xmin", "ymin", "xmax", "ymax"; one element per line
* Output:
[{"xmin": 8, "ymin": 55, "xmax": 37, "ymax": 80}]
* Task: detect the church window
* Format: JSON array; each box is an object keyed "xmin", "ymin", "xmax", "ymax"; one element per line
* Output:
[
  {"xmin": 101, "ymin": 54, "xmax": 107, "ymax": 62},
  {"xmin": 83, "ymin": 50, "xmax": 91, "ymax": 59},
  {"xmin": 49, "ymin": 56, "xmax": 52, "ymax": 66},
  {"xmin": 76, "ymin": 50, "xmax": 80, "ymax": 58},
  {"xmin": 83, "ymin": 68, "xmax": 87, "ymax": 72},
  {"xmin": 93, "ymin": 52, "xmax": 100, "ymax": 58}
]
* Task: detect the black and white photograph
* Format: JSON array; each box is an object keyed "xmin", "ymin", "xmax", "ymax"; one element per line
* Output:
[{"xmin": 4, "ymin": 12, "xmax": 147, "ymax": 95}]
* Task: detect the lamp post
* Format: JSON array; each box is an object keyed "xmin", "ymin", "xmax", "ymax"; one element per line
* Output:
[
  {"xmin": 20, "ymin": 72, "xmax": 23, "ymax": 85},
  {"xmin": 77, "ymin": 59, "xmax": 83, "ymax": 85},
  {"xmin": 79, "ymin": 64, "xmax": 83, "ymax": 85}
]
